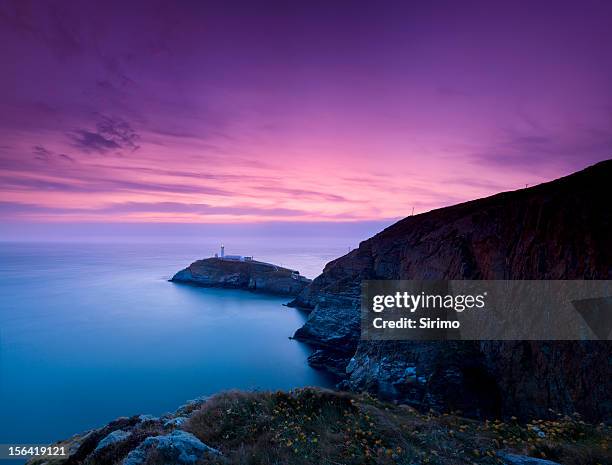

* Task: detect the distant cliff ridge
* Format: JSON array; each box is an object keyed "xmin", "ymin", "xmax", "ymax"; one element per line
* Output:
[
  {"xmin": 290, "ymin": 160, "xmax": 612, "ymax": 421},
  {"xmin": 171, "ymin": 257, "xmax": 311, "ymax": 296}
]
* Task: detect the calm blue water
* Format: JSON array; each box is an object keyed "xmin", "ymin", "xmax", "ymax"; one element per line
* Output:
[{"xmin": 0, "ymin": 241, "xmax": 342, "ymax": 445}]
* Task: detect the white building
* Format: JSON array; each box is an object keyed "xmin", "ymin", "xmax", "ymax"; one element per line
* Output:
[{"xmin": 216, "ymin": 245, "xmax": 253, "ymax": 262}]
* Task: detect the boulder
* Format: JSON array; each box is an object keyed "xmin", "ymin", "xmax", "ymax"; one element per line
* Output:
[{"xmin": 123, "ymin": 430, "xmax": 219, "ymax": 465}]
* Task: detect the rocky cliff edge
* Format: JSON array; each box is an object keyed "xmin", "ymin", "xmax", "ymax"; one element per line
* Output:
[{"xmin": 290, "ymin": 160, "xmax": 612, "ymax": 421}]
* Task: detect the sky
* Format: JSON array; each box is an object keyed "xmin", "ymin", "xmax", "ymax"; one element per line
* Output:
[{"xmin": 1, "ymin": 0, "xmax": 611, "ymax": 237}]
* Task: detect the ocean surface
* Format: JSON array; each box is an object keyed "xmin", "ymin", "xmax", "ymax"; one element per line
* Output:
[{"xmin": 0, "ymin": 241, "xmax": 348, "ymax": 446}]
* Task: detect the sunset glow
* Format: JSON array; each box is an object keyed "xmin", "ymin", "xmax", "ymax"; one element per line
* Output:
[{"xmin": 1, "ymin": 1, "xmax": 611, "ymax": 226}]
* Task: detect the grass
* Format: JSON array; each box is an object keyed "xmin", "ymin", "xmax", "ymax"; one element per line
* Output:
[
  {"xmin": 28, "ymin": 387, "xmax": 611, "ymax": 465},
  {"xmin": 183, "ymin": 388, "xmax": 611, "ymax": 465}
]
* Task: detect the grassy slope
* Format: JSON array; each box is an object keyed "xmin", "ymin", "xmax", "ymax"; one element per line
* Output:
[{"xmin": 38, "ymin": 388, "xmax": 611, "ymax": 465}]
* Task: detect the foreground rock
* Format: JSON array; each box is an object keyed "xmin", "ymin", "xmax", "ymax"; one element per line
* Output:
[
  {"xmin": 28, "ymin": 396, "xmax": 213, "ymax": 465},
  {"xmin": 290, "ymin": 160, "xmax": 612, "ymax": 421},
  {"xmin": 171, "ymin": 257, "xmax": 311, "ymax": 296},
  {"xmin": 123, "ymin": 430, "xmax": 219, "ymax": 465},
  {"xmin": 28, "ymin": 388, "xmax": 609, "ymax": 465}
]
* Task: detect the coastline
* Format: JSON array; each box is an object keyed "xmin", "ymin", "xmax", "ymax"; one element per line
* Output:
[{"xmin": 12, "ymin": 162, "xmax": 612, "ymax": 465}]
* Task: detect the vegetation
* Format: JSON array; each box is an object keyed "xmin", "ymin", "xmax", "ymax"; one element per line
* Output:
[
  {"xmin": 28, "ymin": 388, "xmax": 611, "ymax": 465},
  {"xmin": 183, "ymin": 388, "xmax": 610, "ymax": 465}
]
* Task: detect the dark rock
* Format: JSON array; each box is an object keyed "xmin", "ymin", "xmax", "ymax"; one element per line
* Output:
[
  {"xmin": 292, "ymin": 160, "xmax": 612, "ymax": 421},
  {"xmin": 293, "ymin": 296, "xmax": 360, "ymax": 351},
  {"xmin": 171, "ymin": 257, "xmax": 311, "ymax": 296},
  {"xmin": 307, "ymin": 349, "xmax": 351, "ymax": 378},
  {"xmin": 344, "ymin": 340, "xmax": 502, "ymax": 417}
]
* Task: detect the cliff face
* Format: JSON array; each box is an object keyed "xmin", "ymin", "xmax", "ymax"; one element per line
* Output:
[
  {"xmin": 172, "ymin": 258, "xmax": 311, "ymax": 296},
  {"xmin": 291, "ymin": 160, "xmax": 612, "ymax": 421}
]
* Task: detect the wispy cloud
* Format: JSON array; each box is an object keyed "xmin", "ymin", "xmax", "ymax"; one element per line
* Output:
[
  {"xmin": 0, "ymin": 174, "xmax": 233, "ymax": 196},
  {"xmin": 32, "ymin": 145, "xmax": 75, "ymax": 163},
  {"xmin": 1, "ymin": 1, "xmax": 611, "ymax": 227},
  {"xmin": 0, "ymin": 200, "xmax": 372, "ymax": 223},
  {"xmin": 32, "ymin": 145, "xmax": 52, "ymax": 161},
  {"xmin": 69, "ymin": 116, "xmax": 140, "ymax": 154}
]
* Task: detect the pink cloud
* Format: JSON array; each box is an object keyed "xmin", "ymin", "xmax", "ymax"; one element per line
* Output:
[{"xmin": 1, "ymin": 1, "xmax": 611, "ymax": 225}]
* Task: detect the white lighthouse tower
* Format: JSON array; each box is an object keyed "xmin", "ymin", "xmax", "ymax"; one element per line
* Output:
[{"xmin": 220, "ymin": 244, "xmax": 225, "ymax": 259}]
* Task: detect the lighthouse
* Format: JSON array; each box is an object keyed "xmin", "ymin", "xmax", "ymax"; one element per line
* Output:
[{"xmin": 220, "ymin": 244, "xmax": 225, "ymax": 259}]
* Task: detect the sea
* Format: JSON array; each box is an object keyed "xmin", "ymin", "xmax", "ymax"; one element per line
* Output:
[{"xmin": 0, "ymin": 239, "xmax": 360, "ymax": 447}]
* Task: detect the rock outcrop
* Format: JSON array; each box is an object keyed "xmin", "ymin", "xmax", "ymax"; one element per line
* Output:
[
  {"xmin": 171, "ymin": 257, "xmax": 311, "ymax": 296},
  {"xmin": 28, "ymin": 397, "xmax": 215, "ymax": 465},
  {"xmin": 290, "ymin": 160, "xmax": 612, "ymax": 421},
  {"xmin": 29, "ymin": 388, "xmax": 608, "ymax": 465},
  {"xmin": 122, "ymin": 430, "xmax": 219, "ymax": 465}
]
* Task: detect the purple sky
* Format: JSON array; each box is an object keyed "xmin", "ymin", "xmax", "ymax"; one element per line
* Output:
[{"xmin": 1, "ymin": 0, "xmax": 611, "ymax": 233}]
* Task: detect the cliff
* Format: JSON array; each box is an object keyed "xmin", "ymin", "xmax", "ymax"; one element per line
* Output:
[
  {"xmin": 171, "ymin": 257, "xmax": 311, "ymax": 296},
  {"xmin": 291, "ymin": 160, "xmax": 612, "ymax": 421}
]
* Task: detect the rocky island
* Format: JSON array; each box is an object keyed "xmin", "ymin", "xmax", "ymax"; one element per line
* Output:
[{"xmin": 171, "ymin": 252, "xmax": 311, "ymax": 296}]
